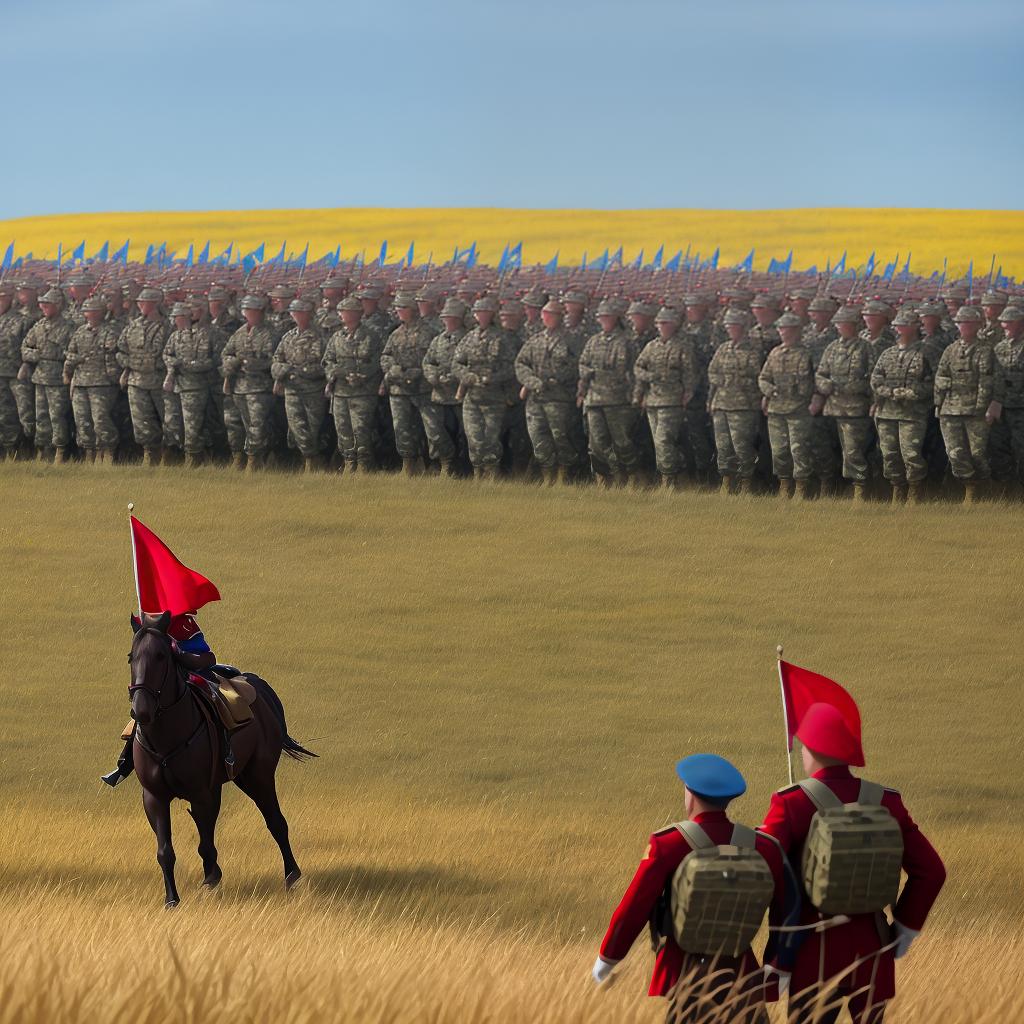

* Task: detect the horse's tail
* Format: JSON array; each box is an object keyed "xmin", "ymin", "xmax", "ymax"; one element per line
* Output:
[{"xmin": 244, "ymin": 673, "xmax": 318, "ymax": 762}]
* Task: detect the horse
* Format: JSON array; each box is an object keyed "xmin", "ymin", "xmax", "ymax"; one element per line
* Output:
[{"xmin": 127, "ymin": 610, "xmax": 316, "ymax": 907}]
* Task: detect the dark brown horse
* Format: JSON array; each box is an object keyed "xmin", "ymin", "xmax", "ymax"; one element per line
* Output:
[{"xmin": 128, "ymin": 611, "xmax": 315, "ymax": 907}]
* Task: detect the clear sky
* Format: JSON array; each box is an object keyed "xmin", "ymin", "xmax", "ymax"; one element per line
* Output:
[{"xmin": 4, "ymin": 0, "xmax": 1021, "ymax": 217}]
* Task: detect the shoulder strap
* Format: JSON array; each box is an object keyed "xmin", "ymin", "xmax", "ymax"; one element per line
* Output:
[
  {"xmin": 674, "ymin": 821, "xmax": 715, "ymax": 851},
  {"xmin": 730, "ymin": 824, "xmax": 757, "ymax": 849},
  {"xmin": 857, "ymin": 780, "xmax": 885, "ymax": 806},
  {"xmin": 798, "ymin": 778, "xmax": 842, "ymax": 813}
]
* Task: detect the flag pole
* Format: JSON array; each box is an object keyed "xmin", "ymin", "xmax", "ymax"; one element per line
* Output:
[
  {"xmin": 128, "ymin": 502, "xmax": 141, "ymax": 616},
  {"xmin": 777, "ymin": 644, "xmax": 794, "ymax": 786}
]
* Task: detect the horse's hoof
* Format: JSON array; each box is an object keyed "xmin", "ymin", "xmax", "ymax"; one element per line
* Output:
[
  {"xmin": 285, "ymin": 869, "xmax": 302, "ymax": 891},
  {"xmin": 165, "ymin": 899, "xmax": 180, "ymax": 909},
  {"xmin": 200, "ymin": 878, "xmax": 221, "ymax": 893}
]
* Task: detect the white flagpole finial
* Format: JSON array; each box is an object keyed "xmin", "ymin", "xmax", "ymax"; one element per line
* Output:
[
  {"xmin": 128, "ymin": 502, "xmax": 135, "ymax": 513},
  {"xmin": 776, "ymin": 644, "xmax": 784, "ymax": 658}
]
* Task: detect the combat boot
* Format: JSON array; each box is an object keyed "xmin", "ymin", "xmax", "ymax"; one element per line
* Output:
[
  {"xmin": 441, "ymin": 460, "xmax": 457, "ymax": 478},
  {"xmin": 231, "ymin": 452, "xmax": 245, "ymax": 470},
  {"xmin": 344, "ymin": 459, "xmax": 358, "ymax": 475},
  {"xmin": 480, "ymin": 465, "xmax": 498, "ymax": 482},
  {"xmin": 245, "ymin": 452, "xmax": 265, "ymax": 474},
  {"xmin": 542, "ymin": 464, "xmax": 558, "ymax": 485},
  {"xmin": 401, "ymin": 457, "xmax": 420, "ymax": 477},
  {"xmin": 852, "ymin": 482, "xmax": 869, "ymax": 504},
  {"xmin": 795, "ymin": 479, "xmax": 814, "ymax": 501},
  {"xmin": 907, "ymin": 481, "xmax": 926, "ymax": 505},
  {"xmin": 53, "ymin": 447, "xmax": 68, "ymax": 465},
  {"xmin": 891, "ymin": 483, "xmax": 908, "ymax": 504},
  {"xmin": 777, "ymin": 478, "xmax": 793, "ymax": 500},
  {"xmin": 142, "ymin": 447, "xmax": 156, "ymax": 467},
  {"xmin": 818, "ymin": 476, "xmax": 839, "ymax": 498},
  {"xmin": 963, "ymin": 479, "xmax": 982, "ymax": 505},
  {"xmin": 660, "ymin": 473, "xmax": 680, "ymax": 491},
  {"xmin": 184, "ymin": 452, "xmax": 202, "ymax": 470},
  {"xmin": 35, "ymin": 446, "xmax": 49, "ymax": 463},
  {"xmin": 557, "ymin": 465, "xmax": 573, "ymax": 485},
  {"xmin": 303, "ymin": 457, "xmax": 317, "ymax": 475},
  {"xmin": 736, "ymin": 476, "xmax": 755, "ymax": 496},
  {"xmin": 3, "ymin": 446, "xmax": 16, "ymax": 461},
  {"xmin": 719, "ymin": 473, "xmax": 734, "ymax": 495}
]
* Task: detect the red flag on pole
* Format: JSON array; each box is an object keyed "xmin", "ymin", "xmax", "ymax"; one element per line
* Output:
[
  {"xmin": 129, "ymin": 514, "xmax": 220, "ymax": 617},
  {"xmin": 778, "ymin": 658, "xmax": 862, "ymax": 752}
]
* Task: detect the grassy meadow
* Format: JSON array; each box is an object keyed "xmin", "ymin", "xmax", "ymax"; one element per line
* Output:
[
  {"xmin": 0, "ymin": 462, "xmax": 1021, "ymax": 1022},
  {"xmin": 1, "ymin": 207, "xmax": 1021, "ymax": 278}
]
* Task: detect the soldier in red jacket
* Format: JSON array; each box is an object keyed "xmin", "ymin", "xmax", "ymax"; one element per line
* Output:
[
  {"xmin": 760, "ymin": 703, "xmax": 946, "ymax": 1024},
  {"xmin": 593, "ymin": 754, "xmax": 801, "ymax": 1023}
]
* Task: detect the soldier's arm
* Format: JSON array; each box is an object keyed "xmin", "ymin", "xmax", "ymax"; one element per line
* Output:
[
  {"xmin": 63, "ymin": 335, "xmax": 82, "ymax": 368},
  {"xmin": 490, "ymin": 335, "xmax": 517, "ymax": 385},
  {"xmin": 321, "ymin": 337, "xmax": 338, "ymax": 381},
  {"xmin": 450, "ymin": 338, "xmax": 475, "ymax": 385},
  {"xmin": 577, "ymin": 338, "xmax": 596, "ymax": 383},
  {"xmin": 907, "ymin": 354, "xmax": 935, "ymax": 401},
  {"xmin": 514, "ymin": 344, "xmax": 542, "ymax": 392},
  {"xmin": 162, "ymin": 336, "xmax": 182, "ymax": 371},
  {"xmin": 884, "ymin": 792, "xmax": 946, "ymax": 933},
  {"xmin": 933, "ymin": 350, "xmax": 951, "ymax": 400},
  {"xmin": 759, "ymin": 788, "xmax": 798, "ymax": 852},
  {"xmin": 270, "ymin": 345, "xmax": 291, "ymax": 381},
  {"xmin": 992, "ymin": 349, "xmax": 1007, "ymax": 404},
  {"xmin": 870, "ymin": 355, "xmax": 892, "ymax": 398},
  {"xmin": 220, "ymin": 333, "xmax": 240, "ymax": 376},
  {"xmin": 20, "ymin": 325, "xmax": 40, "ymax": 364},
  {"xmin": 757, "ymin": 354, "xmax": 776, "ymax": 397},
  {"xmin": 814, "ymin": 346, "xmax": 834, "ymax": 394},
  {"xmin": 706, "ymin": 348, "xmax": 724, "ymax": 389},
  {"xmin": 421, "ymin": 338, "xmax": 442, "ymax": 386},
  {"xmin": 679, "ymin": 342, "xmax": 697, "ymax": 401},
  {"xmin": 799, "ymin": 351, "xmax": 816, "ymax": 400},
  {"xmin": 977, "ymin": 347, "xmax": 994, "ymax": 407}
]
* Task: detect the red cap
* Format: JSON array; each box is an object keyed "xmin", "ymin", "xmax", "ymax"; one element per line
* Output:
[
  {"xmin": 795, "ymin": 702, "xmax": 865, "ymax": 767},
  {"xmin": 168, "ymin": 612, "xmax": 201, "ymax": 642}
]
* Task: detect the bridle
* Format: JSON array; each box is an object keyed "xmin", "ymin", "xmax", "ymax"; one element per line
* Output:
[{"xmin": 128, "ymin": 627, "xmax": 188, "ymax": 720}]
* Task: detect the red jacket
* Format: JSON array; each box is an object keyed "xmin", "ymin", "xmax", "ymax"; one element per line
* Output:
[
  {"xmin": 599, "ymin": 811, "xmax": 797, "ymax": 997},
  {"xmin": 760, "ymin": 765, "xmax": 946, "ymax": 1001}
]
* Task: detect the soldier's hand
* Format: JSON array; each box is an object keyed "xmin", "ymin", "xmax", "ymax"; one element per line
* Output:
[
  {"xmin": 17, "ymin": 362, "xmax": 31, "ymax": 382},
  {"xmin": 893, "ymin": 922, "xmax": 921, "ymax": 960},
  {"xmin": 323, "ymin": 383, "xmax": 334, "ymax": 399},
  {"xmin": 576, "ymin": 394, "xmax": 584, "ymax": 408},
  {"xmin": 120, "ymin": 369, "xmax": 130, "ymax": 390},
  {"xmin": 869, "ymin": 403, "xmax": 877, "ymax": 417},
  {"xmin": 62, "ymin": 372, "xmax": 72, "ymax": 386},
  {"xmin": 761, "ymin": 396, "xmax": 769, "ymax": 415},
  {"xmin": 519, "ymin": 386, "xmax": 529, "ymax": 401},
  {"xmin": 986, "ymin": 400, "xmax": 1002, "ymax": 424},
  {"xmin": 378, "ymin": 383, "xmax": 387, "ymax": 396}
]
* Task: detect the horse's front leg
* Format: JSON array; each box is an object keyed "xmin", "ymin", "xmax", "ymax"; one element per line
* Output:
[
  {"xmin": 189, "ymin": 786, "xmax": 223, "ymax": 890},
  {"xmin": 143, "ymin": 788, "xmax": 180, "ymax": 907}
]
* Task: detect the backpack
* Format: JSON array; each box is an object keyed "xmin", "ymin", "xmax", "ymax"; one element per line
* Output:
[
  {"xmin": 799, "ymin": 778, "xmax": 904, "ymax": 915},
  {"xmin": 669, "ymin": 822, "xmax": 775, "ymax": 957}
]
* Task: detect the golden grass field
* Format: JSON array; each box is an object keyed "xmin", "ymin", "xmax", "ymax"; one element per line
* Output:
[
  {"xmin": 1, "ymin": 463, "xmax": 1022, "ymax": 1022},
  {"xmin": 1, "ymin": 207, "xmax": 1021, "ymax": 278}
]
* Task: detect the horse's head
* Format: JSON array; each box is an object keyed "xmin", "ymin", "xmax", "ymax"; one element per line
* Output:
[{"xmin": 128, "ymin": 611, "xmax": 180, "ymax": 725}]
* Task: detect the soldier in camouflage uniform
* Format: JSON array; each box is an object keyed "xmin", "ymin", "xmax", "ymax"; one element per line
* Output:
[
  {"xmin": 162, "ymin": 301, "xmax": 220, "ymax": 467},
  {"xmin": 989, "ymin": 305, "xmax": 1024, "ymax": 494},
  {"xmin": 381, "ymin": 293, "xmax": 453, "ymax": 475},
  {"xmin": 0, "ymin": 285, "xmax": 28, "ymax": 458},
  {"xmin": 422, "ymin": 298, "xmax": 468, "ymax": 476},
  {"xmin": 979, "ymin": 290, "xmax": 1008, "ymax": 348},
  {"xmin": 522, "ymin": 289, "xmax": 547, "ymax": 338},
  {"xmin": 315, "ymin": 277, "xmax": 348, "ymax": 334},
  {"xmin": 20, "ymin": 288, "xmax": 74, "ymax": 462},
  {"xmin": 497, "ymin": 298, "xmax": 533, "ymax": 475},
  {"xmin": 935, "ymin": 305, "xmax": 995, "ymax": 503},
  {"xmin": 786, "ymin": 286, "xmax": 817, "ymax": 327},
  {"xmin": 707, "ymin": 308, "xmax": 763, "ymax": 494},
  {"xmin": 416, "ymin": 287, "xmax": 444, "ymax": 337},
  {"xmin": 452, "ymin": 296, "xmax": 518, "ymax": 479},
  {"xmin": 815, "ymin": 305, "xmax": 876, "ymax": 501},
  {"xmin": 860, "ymin": 299, "xmax": 896, "ymax": 358},
  {"xmin": 267, "ymin": 284, "xmax": 297, "ymax": 343},
  {"xmin": 871, "ymin": 310, "xmax": 935, "ymax": 503},
  {"xmin": 64, "ymin": 272, "xmax": 93, "ymax": 329},
  {"xmin": 758, "ymin": 313, "xmax": 816, "ymax": 499},
  {"xmin": 515, "ymin": 299, "xmax": 584, "ymax": 483},
  {"xmin": 803, "ymin": 296, "xmax": 841, "ymax": 491},
  {"xmin": 358, "ymin": 285, "xmax": 391, "ymax": 339},
  {"xmin": 626, "ymin": 300, "xmax": 658, "ymax": 349},
  {"xmin": 11, "ymin": 280, "xmax": 42, "ymax": 445},
  {"xmin": 631, "ymin": 306, "xmax": 698, "ymax": 489},
  {"xmin": 64, "ymin": 294, "xmax": 120, "ymax": 463},
  {"xmin": 563, "ymin": 289, "xmax": 596, "ymax": 343},
  {"xmin": 271, "ymin": 298, "xmax": 327, "ymax": 471},
  {"xmin": 323, "ymin": 295, "xmax": 384, "ymax": 473},
  {"xmin": 578, "ymin": 299, "xmax": 641, "ymax": 486},
  {"xmin": 220, "ymin": 294, "xmax": 277, "ymax": 471},
  {"xmin": 680, "ymin": 293, "xmax": 715, "ymax": 482},
  {"xmin": 749, "ymin": 293, "xmax": 782, "ymax": 360},
  {"xmin": 919, "ymin": 301, "xmax": 954, "ymax": 364}
]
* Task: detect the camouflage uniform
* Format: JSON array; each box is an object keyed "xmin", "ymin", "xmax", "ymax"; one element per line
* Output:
[
  {"xmin": 578, "ymin": 306, "xmax": 641, "ymax": 481},
  {"xmin": 748, "ymin": 295, "xmax": 781, "ymax": 360},
  {"xmin": 978, "ymin": 291, "xmax": 1007, "ymax": 349},
  {"xmin": 802, "ymin": 298, "xmax": 841, "ymax": 484},
  {"xmin": 515, "ymin": 302, "xmax": 584, "ymax": 472},
  {"xmin": 116, "ymin": 289, "xmax": 170, "ymax": 453},
  {"xmin": 452, "ymin": 297, "xmax": 518, "ymax": 473},
  {"xmin": 271, "ymin": 302, "xmax": 327, "ymax": 460},
  {"xmin": 990, "ymin": 307, "xmax": 1024, "ymax": 486},
  {"xmin": 163, "ymin": 306, "xmax": 221, "ymax": 456},
  {"xmin": 680, "ymin": 298, "xmax": 715, "ymax": 477},
  {"xmin": 871, "ymin": 338, "xmax": 934, "ymax": 488},
  {"xmin": 815, "ymin": 308, "xmax": 876, "ymax": 484},
  {"xmin": 707, "ymin": 310, "xmax": 763, "ymax": 486},
  {"xmin": 631, "ymin": 308, "xmax": 696, "ymax": 482},
  {"xmin": 422, "ymin": 298, "xmax": 468, "ymax": 472},
  {"xmin": 64, "ymin": 298, "xmax": 120, "ymax": 453},
  {"xmin": 935, "ymin": 309, "xmax": 994, "ymax": 483},
  {"xmin": 220, "ymin": 304, "xmax": 277, "ymax": 459},
  {"xmin": 0, "ymin": 288, "xmax": 28, "ymax": 452},
  {"xmin": 21, "ymin": 292, "xmax": 74, "ymax": 452},
  {"xmin": 11, "ymin": 297, "xmax": 41, "ymax": 442},
  {"xmin": 758, "ymin": 316, "xmax": 815, "ymax": 485},
  {"xmin": 323, "ymin": 297, "xmax": 384, "ymax": 469}
]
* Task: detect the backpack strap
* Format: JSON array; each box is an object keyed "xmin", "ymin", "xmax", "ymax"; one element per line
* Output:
[
  {"xmin": 857, "ymin": 780, "xmax": 885, "ymax": 805},
  {"xmin": 798, "ymin": 777, "xmax": 842, "ymax": 813},
  {"xmin": 730, "ymin": 824, "xmax": 758, "ymax": 849},
  {"xmin": 674, "ymin": 821, "xmax": 715, "ymax": 851}
]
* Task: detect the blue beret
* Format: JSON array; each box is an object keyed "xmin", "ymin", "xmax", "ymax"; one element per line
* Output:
[{"xmin": 675, "ymin": 754, "xmax": 747, "ymax": 801}]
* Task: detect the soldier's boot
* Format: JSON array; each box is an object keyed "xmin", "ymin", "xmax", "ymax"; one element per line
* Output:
[
  {"xmin": 142, "ymin": 447, "xmax": 156, "ymax": 468},
  {"xmin": 101, "ymin": 734, "xmax": 136, "ymax": 788},
  {"xmin": 480, "ymin": 465, "xmax": 498, "ymax": 482},
  {"xmin": 441, "ymin": 460, "xmax": 457, "ymax": 478},
  {"xmin": 4, "ymin": 446, "xmax": 17, "ymax": 461},
  {"xmin": 963, "ymin": 479, "xmax": 981, "ymax": 505},
  {"xmin": 907, "ymin": 480, "xmax": 926, "ymax": 505},
  {"xmin": 53, "ymin": 446, "xmax": 69, "ymax": 465},
  {"xmin": 556, "ymin": 464, "xmax": 573, "ymax": 485},
  {"xmin": 540, "ymin": 464, "xmax": 556, "ymax": 485},
  {"xmin": 401, "ymin": 457, "xmax": 420, "ymax": 478},
  {"xmin": 777, "ymin": 478, "xmax": 793, "ymax": 500},
  {"xmin": 660, "ymin": 473, "xmax": 679, "ymax": 491},
  {"xmin": 344, "ymin": 459, "xmax": 358, "ymax": 475},
  {"xmin": 736, "ymin": 476, "xmax": 756, "ymax": 496},
  {"xmin": 230, "ymin": 452, "xmax": 245, "ymax": 470},
  {"xmin": 35, "ymin": 446, "xmax": 48, "ymax": 463},
  {"xmin": 302, "ymin": 457, "xmax": 317, "ymax": 475},
  {"xmin": 891, "ymin": 483, "xmax": 908, "ymax": 504},
  {"xmin": 184, "ymin": 452, "xmax": 202, "ymax": 470},
  {"xmin": 719, "ymin": 473, "xmax": 734, "ymax": 495},
  {"xmin": 595, "ymin": 473, "xmax": 613, "ymax": 490},
  {"xmin": 795, "ymin": 479, "xmax": 814, "ymax": 501},
  {"xmin": 852, "ymin": 482, "xmax": 869, "ymax": 504},
  {"xmin": 626, "ymin": 473, "xmax": 643, "ymax": 491}
]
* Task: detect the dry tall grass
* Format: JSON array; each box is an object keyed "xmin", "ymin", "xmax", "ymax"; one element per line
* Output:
[
  {"xmin": 0, "ymin": 464, "xmax": 1021, "ymax": 1022},
  {"xmin": 1, "ymin": 207, "xmax": 1021, "ymax": 277}
]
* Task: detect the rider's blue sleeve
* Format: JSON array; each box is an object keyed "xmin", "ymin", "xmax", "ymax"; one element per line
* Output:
[{"xmin": 177, "ymin": 632, "xmax": 212, "ymax": 655}]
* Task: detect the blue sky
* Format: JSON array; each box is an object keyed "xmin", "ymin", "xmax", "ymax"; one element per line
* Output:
[{"xmin": 4, "ymin": 0, "xmax": 1021, "ymax": 216}]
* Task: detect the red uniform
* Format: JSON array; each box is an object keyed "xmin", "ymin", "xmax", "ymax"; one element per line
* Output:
[
  {"xmin": 760, "ymin": 765, "xmax": 946, "ymax": 1009},
  {"xmin": 599, "ymin": 811, "xmax": 797, "ymax": 1000}
]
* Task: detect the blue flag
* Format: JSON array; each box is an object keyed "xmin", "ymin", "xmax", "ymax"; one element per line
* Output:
[
  {"xmin": 545, "ymin": 252, "xmax": 559, "ymax": 274},
  {"xmin": 610, "ymin": 246, "xmax": 624, "ymax": 268},
  {"xmin": 832, "ymin": 251, "xmax": 847, "ymax": 276},
  {"xmin": 781, "ymin": 250, "xmax": 793, "ymax": 273},
  {"xmin": 508, "ymin": 241, "xmax": 522, "ymax": 269},
  {"xmin": 881, "ymin": 254, "xmax": 898, "ymax": 283},
  {"xmin": 268, "ymin": 241, "xmax": 286, "ymax": 266},
  {"xmin": 70, "ymin": 240, "xmax": 85, "ymax": 264},
  {"xmin": 708, "ymin": 248, "xmax": 720, "ymax": 270},
  {"xmin": 183, "ymin": 244, "xmax": 194, "ymax": 268},
  {"xmin": 242, "ymin": 254, "xmax": 257, "ymax": 276},
  {"xmin": 767, "ymin": 258, "xmax": 779, "ymax": 274},
  {"xmin": 736, "ymin": 249, "xmax": 755, "ymax": 273},
  {"xmin": 589, "ymin": 248, "xmax": 608, "ymax": 272},
  {"xmin": 217, "ymin": 242, "xmax": 233, "ymax": 266},
  {"xmin": 864, "ymin": 251, "xmax": 876, "ymax": 278},
  {"xmin": 92, "ymin": 241, "xmax": 109, "ymax": 262},
  {"xmin": 804, "ymin": 266, "xmax": 817, "ymax": 276},
  {"xmin": 144, "ymin": 243, "xmax": 155, "ymax": 266},
  {"xmin": 197, "ymin": 241, "xmax": 210, "ymax": 265},
  {"xmin": 965, "ymin": 260, "xmax": 973, "ymax": 294},
  {"xmin": 111, "ymin": 240, "xmax": 129, "ymax": 264},
  {"xmin": 466, "ymin": 242, "xmax": 477, "ymax": 268},
  {"xmin": 497, "ymin": 243, "xmax": 510, "ymax": 273},
  {"xmin": 406, "ymin": 241, "xmax": 414, "ymax": 268},
  {"xmin": 1, "ymin": 242, "xmax": 12, "ymax": 271},
  {"xmin": 377, "ymin": 241, "xmax": 388, "ymax": 267},
  {"xmin": 297, "ymin": 242, "xmax": 309, "ymax": 270},
  {"xmin": 632, "ymin": 250, "xmax": 644, "ymax": 270},
  {"xmin": 664, "ymin": 250, "xmax": 682, "ymax": 272},
  {"xmin": 900, "ymin": 252, "xmax": 912, "ymax": 280},
  {"xmin": 650, "ymin": 245, "xmax": 664, "ymax": 270},
  {"xmin": 250, "ymin": 242, "xmax": 265, "ymax": 263}
]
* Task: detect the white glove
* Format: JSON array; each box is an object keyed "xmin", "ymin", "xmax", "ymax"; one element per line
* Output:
[
  {"xmin": 763, "ymin": 965, "xmax": 791, "ymax": 995},
  {"xmin": 893, "ymin": 922, "xmax": 921, "ymax": 959},
  {"xmin": 592, "ymin": 955, "xmax": 617, "ymax": 984}
]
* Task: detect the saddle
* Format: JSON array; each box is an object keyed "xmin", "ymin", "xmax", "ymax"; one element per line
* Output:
[{"xmin": 198, "ymin": 672, "xmax": 257, "ymax": 731}]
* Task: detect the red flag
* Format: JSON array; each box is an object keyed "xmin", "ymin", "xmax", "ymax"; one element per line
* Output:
[
  {"xmin": 778, "ymin": 659, "xmax": 861, "ymax": 751},
  {"xmin": 130, "ymin": 515, "xmax": 220, "ymax": 617}
]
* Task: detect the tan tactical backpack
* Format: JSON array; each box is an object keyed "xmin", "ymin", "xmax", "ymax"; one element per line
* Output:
[
  {"xmin": 669, "ymin": 822, "xmax": 775, "ymax": 957},
  {"xmin": 799, "ymin": 778, "xmax": 904, "ymax": 914}
]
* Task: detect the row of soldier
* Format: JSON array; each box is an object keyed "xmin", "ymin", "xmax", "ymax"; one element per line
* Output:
[{"xmin": 1, "ymin": 272, "xmax": 1022, "ymax": 503}]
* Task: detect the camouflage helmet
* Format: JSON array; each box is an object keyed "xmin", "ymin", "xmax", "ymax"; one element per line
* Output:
[
  {"xmin": 627, "ymin": 300, "xmax": 657, "ymax": 317},
  {"xmin": 440, "ymin": 298, "xmax": 466, "ymax": 318},
  {"xmin": 499, "ymin": 298, "xmax": 524, "ymax": 315},
  {"xmin": 917, "ymin": 301, "xmax": 944, "ymax": 317},
  {"xmin": 170, "ymin": 301, "xmax": 192, "ymax": 318},
  {"xmin": 862, "ymin": 299, "xmax": 892, "ymax": 316},
  {"xmin": 953, "ymin": 305, "xmax": 984, "ymax": 323},
  {"xmin": 722, "ymin": 308, "xmax": 750, "ymax": 326},
  {"xmin": 137, "ymin": 287, "xmax": 163, "ymax": 302},
  {"xmin": 16, "ymin": 277, "xmax": 41, "ymax": 293},
  {"xmin": 891, "ymin": 309, "xmax": 920, "ymax": 327},
  {"xmin": 831, "ymin": 305, "xmax": 862, "ymax": 324},
  {"xmin": 354, "ymin": 285, "xmax": 379, "ymax": 300},
  {"xmin": 321, "ymin": 276, "xmax": 348, "ymax": 292},
  {"xmin": 980, "ymin": 290, "xmax": 1008, "ymax": 306},
  {"xmin": 775, "ymin": 312, "xmax": 803, "ymax": 329},
  {"xmin": 596, "ymin": 299, "xmax": 619, "ymax": 317},
  {"xmin": 473, "ymin": 296, "xmax": 499, "ymax": 313},
  {"xmin": 562, "ymin": 289, "xmax": 588, "ymax": 305},
  {"xmin": 788, "ymin": 286, "xmax": 817, "ymax": 300},
  {"xmin": 997, "ymin": 305, "xmax": 1024, "ymax": 322},
  {"xmin": 750, "ymin": 292, "xmax": 779, "ymax": 309},
  {"xmin": 288, "ymin": 298, "xmax": 314, "ymax": 312},
  {"xmin": 39, "ymin": 287, "xmax": 65, "ymax": 305},
  {"xmin": 541, "ymin": 299, "xmax": 564, "ymax": 315},
  {"xmin": 521, "ymin": 289, "xmax": 547, "ymax": 309},
  {"xmin": 82, "ymin": 295, "xmax": 108, "ymax": 312},
  {"xmin": 66, "ymin": 271, "xmax": 92, "ymax": 287},
  {"xmin": 941, "ymin": 283, "xmax": 969, "ymax": 299},
  {"xmin": 269, "ymin": 284, "xmax": 294, "ymax": 299},
  {"xmin": 337, "ymin": 295, "xmax": 362, "ymax": 312},
  {"xmin": 683, "ymin": 292, "xmax": 710, "ymax": 306},
  {"xmin": 240, "ymin": 294, "xmax": 267, "ymax": 311},
  {"xmin": 808, "ymin": 296, "xmax": 838, "ymax": 313},
  {"xmin": 393, "ymin": 292, "xmax": 418, "ymax": 309},
  {"xmin": 415, "ymin": 286, "xmax": 438, "ymax": 302},
  {"xmin": 654, "ymin": 306, "xmax": 681, "ymax": 324},
  {"xmin": 207, "ymin": 285, "xmax": 229, "ymax": 300}
]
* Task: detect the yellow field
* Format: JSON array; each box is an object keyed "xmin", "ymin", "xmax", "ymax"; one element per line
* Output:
[
  {"xmin": 1, "ymin": 207, "xmax": 1021, "ymax": 278},
  {"xmin": 1, "ymin": 464, "xmax": 1021, "ymax": 1022}
]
